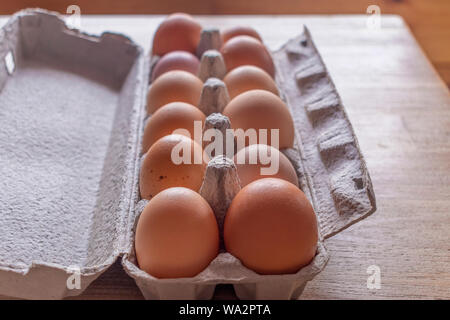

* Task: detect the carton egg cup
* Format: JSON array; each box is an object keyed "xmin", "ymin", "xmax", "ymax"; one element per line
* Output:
[{"xmin": 0, "ymin": 9, "xmax": 376, "ymax": 300}]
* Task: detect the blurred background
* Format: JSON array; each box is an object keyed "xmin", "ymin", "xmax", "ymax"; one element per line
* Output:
[{"xmin": 1, "ymin": 0, "xmax": 449, "ymax": 87}]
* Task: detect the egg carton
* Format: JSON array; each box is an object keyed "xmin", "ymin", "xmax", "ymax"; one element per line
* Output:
[
  {"xmin": 124, "ymin": 27, "xmax": 376, "ymax": 298},
  {"xmin": 0, "ymin": 9, "xmax": 376, "ymax": 300},
  {"xmin": 0, "ymin": 9, "xmax": 145, "ymax": 299}
]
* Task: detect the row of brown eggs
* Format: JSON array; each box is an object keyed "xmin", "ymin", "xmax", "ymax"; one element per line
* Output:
[
  {"xmin": 150, "ymin": 13, "xmax": 274, "ymax": 78},
  {"xmin": 135, "ymin": 13, "xmax": 318, "ymax": 279}
]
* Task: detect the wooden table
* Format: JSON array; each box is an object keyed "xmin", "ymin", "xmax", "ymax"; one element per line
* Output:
[{"xmin": 1, "ymin": 15, "xmax": 449, "ymax": 300}]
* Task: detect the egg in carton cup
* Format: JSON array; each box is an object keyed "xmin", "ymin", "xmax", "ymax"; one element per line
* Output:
[{"xmin": 122, "ymin": 23, "xmax": 376, "ymax": 299}]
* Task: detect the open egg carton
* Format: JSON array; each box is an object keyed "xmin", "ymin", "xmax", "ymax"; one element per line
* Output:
[{"xmin": 0, "ymin": 9, "xmax": 376, "ymax": 300}]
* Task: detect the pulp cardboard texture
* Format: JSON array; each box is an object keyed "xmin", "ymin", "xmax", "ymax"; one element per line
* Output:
[
  {"xmin": 0, "ymin": 9, "xmax": 376, "ymax": 300},
  {"xmin": 0, "ymin": 9, "xmax": 147, "ymax": 299}
]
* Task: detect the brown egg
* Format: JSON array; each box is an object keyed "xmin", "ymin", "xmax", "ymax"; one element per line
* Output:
[
  {"xmin": 151, "ymin": 51, "xmax": 200, "ymax": 81},
  {"xmin": 146, "ymin": 70, "xmax": 203, "ymax": 114},
  {"xmin": 223, "ymin": 65, "xmax": 279, "ymax": 99},
  {"xmin": 142, "ymin": 102, "xmax": 205, "ymax": 153},
  {"xmin": 139, "ymin": 134, "xmax": 208, "ymax": 200},
  {"xmin": 223, "ymin": 90, "xmax": 295, "ymax": 149},
  {"xmin": 224, "ymin": 178, "xmax": 318, "ymax": 275},
  {"xmin": 152, "ymin": 13, "xmax": 202, "ymax": 56},
  {"xmin": 234, "ymin": 144, "xmax": 298, "ymax": 187},
  {"xmin": 221, "ymin": 35, "xmax": 275, "ymax": 78},
  {"xmin": 221, "ymin": 26, "xmax": 262, "ymax": 44},
  {"xmin": 135, "ymin": 187, "xmax": 219, "ymax": 278}
]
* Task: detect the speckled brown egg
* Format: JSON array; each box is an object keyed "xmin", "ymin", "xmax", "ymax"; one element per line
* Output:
[
  {"xmin": 221, "ymin": 26, "xmax": 262, "ymax": 44},
  {"xmin": 146, "ymin": 70, "xmax": 203, "ymax": 114},
  {"xmin": 151, "ymin": 51, "xmax": 200, "ymax": 81},
  {"xmin": 221, "ymin": 35, "xmax": 275, "ymax": 78},
  {"xmin": 223, "ymin": 65, "xmax": 279, "ymax": 99},
  {"xmin": 151, "ymin": 13, "xmax": 202, "ymax": 56},
  {"xmin": 142, "ymin": 102, "xmax": 205, "ymax": 153},
  {"xmin": 234, "ymin": 144, "xmax": 298, "ymax": 187},
  {"xmin": 223, "ymin": 89, "xmax": 295, "ymax": 149},
  {"xmin": 139, "ymin": 134, "xmax": 208, "ymax": 200},
  {"xmin": 135, "ymin": 187, "xmax": 219, "ymax": 278},
  {"xmin": 224, "ymin": 178, "xmax": 318, "ymax": 275}
]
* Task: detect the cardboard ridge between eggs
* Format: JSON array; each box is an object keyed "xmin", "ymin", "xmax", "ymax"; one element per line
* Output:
[{"xmin": 0, "ymin": 9, "xmax": 376, "ymax": 300}]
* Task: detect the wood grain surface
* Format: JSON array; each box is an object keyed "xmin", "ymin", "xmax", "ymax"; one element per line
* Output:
[
  {"xmin": 1, "ymin": 1, "xmax": 449, "ymax": 86},
  {"xmin": 0, "ymin": 15, "xmax": 449, "ymax": 300}
]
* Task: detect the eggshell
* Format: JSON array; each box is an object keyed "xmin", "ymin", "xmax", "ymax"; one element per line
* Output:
[
  {"xmin": 151, "ymin": 51, "xmax": 200, "ymax": 81},
  {"xmin": 223, "ymin": 89, "xmax": 295, "ymax": 149},
  {"xmin": 146, "ymin": 70, "xmax": 203, "ymax": 114},
  {"xmin": 234, "ymin": 144, "xmax": 298, "ymax": 187},
  {"xmin": 151, "ymin": 13, "xmax": 202, "ymax": 56},
  {"xmin": 221, "ymin": 26, "xmax": 263, "ymax": 44},
  {"xmin": 220, "ymin": 35, "xmax": 275, "ymax": 78},
  {"xmin": 223, "ymin": 65, "xmax": 279, "ymax": 99},
  {"xmin": 224, "ymin": 178, "xmax": 318, "ymax": 275},
  {"xmin": 135, "ymin": 187, "xmax": 219, "ymax": 278},
  {"xmin": 142, "ymin": 102, "xmax": 205, "ymax": 153},
  {"xmin": 139, "ymin": 134, "xmax": 208, "ymax": 200}
]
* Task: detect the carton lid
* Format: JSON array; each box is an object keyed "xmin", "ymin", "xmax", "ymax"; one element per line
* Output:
[
  {"xmin": 0, "ymin": 9, "xmax": 147, "ymax": 299},
  {"xmin": 274, "ymin": 27, "xmax": 376, "ymax": 239}
]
